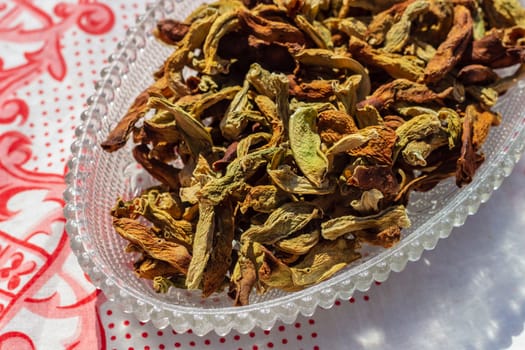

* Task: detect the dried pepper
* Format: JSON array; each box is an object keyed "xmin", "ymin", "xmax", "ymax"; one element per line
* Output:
[{"xmin": 102, "ymin": 0, "xmax": 525, "ymax": 305}]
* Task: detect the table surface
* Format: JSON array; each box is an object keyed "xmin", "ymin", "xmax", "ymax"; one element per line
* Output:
[{"xmin": 1, "ymin": 1, "xmax": 524, "ymax": 349}]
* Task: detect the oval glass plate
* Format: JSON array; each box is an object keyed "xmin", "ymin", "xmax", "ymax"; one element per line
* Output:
[{"xmin": 64, "ymin": 0, "xmax": 525, "ymax": 336}]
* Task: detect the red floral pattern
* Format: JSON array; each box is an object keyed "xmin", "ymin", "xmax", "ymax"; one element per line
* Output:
[
  {"xmin": 0, "ymin": 250, "xmax": 38, "ymax": 292},
  {"xmin": 0, "ymin": 0, "xmax": 114, "ymax": 125},
  {"xmin": 2, "ymin": 1, "xmax": 520, "ymax": 349},
  {"xmin": 0, "ymin": 1, "xmax": 114, "ymax": 349}
]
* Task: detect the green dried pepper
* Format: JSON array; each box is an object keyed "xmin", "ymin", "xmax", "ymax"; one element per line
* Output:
[{"xmin": 289, "ymin": 107, "xmax": 329, "ymax": 187}]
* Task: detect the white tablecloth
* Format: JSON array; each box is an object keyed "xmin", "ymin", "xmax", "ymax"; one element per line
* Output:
[{"xmin": 1, "ymin": 1, "xmax": 524, "ymax": 349}]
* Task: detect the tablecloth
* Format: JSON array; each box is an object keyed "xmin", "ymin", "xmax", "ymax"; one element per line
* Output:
[{"xmin": 0, "ymin": 1, "xmax": 524, "ymax": 349}]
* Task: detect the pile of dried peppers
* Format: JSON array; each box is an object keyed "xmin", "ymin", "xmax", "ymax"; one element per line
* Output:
[{"xmin": 102, "ymin": 0, "xmax": 525, "ymax": 305}]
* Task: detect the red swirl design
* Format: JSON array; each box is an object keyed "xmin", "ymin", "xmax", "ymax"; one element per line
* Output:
[
  {"xmin": 0, "ymin": 99, "xmax": 28, "ymax": 126},
  {"xmin": 54, "ymin": 1, "xmax": 115, "ymax": 35},
  {"xmin": 0, "ymin": 332, "xmax": 35, "ymax": 350},
  {"xmin": 0, "ymin": 0, "xmax": 115, "ymax": 124},
  {"xmin": 0, "ymin": 132, "xmax": 64, "ymax": 220},
  {"xmin": 0, "ymin": 1, "xmax": 115, "ymax": 348}
]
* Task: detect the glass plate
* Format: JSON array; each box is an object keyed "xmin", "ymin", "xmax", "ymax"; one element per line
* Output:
[{"xmin": 63, "ymin": 0, "xmax": 525, "ymax": 336}]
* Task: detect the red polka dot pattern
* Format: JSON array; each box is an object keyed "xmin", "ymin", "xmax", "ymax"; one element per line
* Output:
[
  {"xmin": 100, "ymin": 286, "xmax": 374, "ymax": 350},
  {"xmin": 102, "ymin": 284, "xmax": 377, "ymax": 349},
  {"xmin": 17, "ymin": 1, "xmax": 139, "ymax": 175}
]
